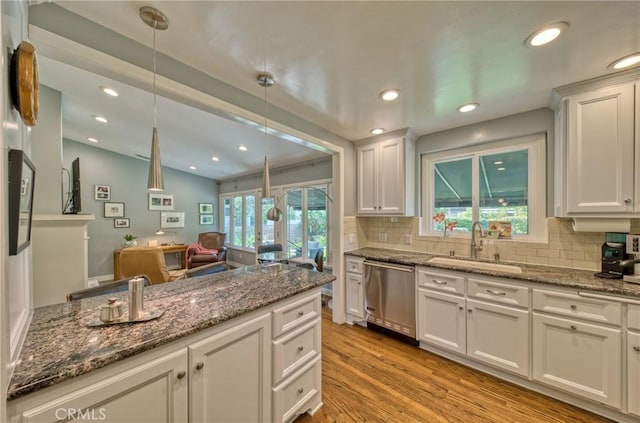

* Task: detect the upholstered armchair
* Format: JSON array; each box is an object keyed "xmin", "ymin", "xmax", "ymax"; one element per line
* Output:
[
  {"xmin": 118, "ymin": 247, "xmax": 187, "ymax": 284},
  {"xmin": 187, "ymin": 232, "xmax": 227, "ymax": 269}
]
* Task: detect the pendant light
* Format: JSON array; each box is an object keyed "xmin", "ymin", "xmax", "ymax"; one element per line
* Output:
[
  {"xmin": 257, "ymin": 72, "xmax": 274, "ymax": 199},
  {"xmin": 140, "ymin": 6, "xmax": 169, "ymax": 191}
]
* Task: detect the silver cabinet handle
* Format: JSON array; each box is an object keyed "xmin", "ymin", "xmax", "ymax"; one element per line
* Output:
[
  {"xmin": 458, "ymin": 306, "xmax": 464, "ymax": 310},
  {"xmin": 625, "ymin": 198, "xmax": 632, "ymax": 204},
  {"xmin": 432, "ymin": 279, "xmax": 448, "ymax": 285},
  {"xmin": 633, "ymin": 346, "xmax": 640, "ymax": 352},
  {"xmin": 297, "ymin": 311, "xmax": 304, "ymax": 317},
  {"xmin": 196, "ymin": 362, "xmax": 204, "ymax": 370},
  {"xmin": 297, "ymin": 345, "xmax": 304, "ymax": 352},
  {"xmin": 467, "ymin": 309, "xmax": 473, "ymax": 313},
  {"xmin": 570, "ymin": 304, "xmax": 577, "ymax": 310},
  {"xmin": 570, "ymin": 325, "xmax": 577, "ymax": 330},
  {"xmin": 297, "ymin": 387, "xmax": 304, "ymax": 394},
  {"xmin": 177, "ymin": 371, "xmax": 186, "ymax": 380},
  {"xmin": 486, "ymin": 289, "xmax": 506, "ymax": 296}
]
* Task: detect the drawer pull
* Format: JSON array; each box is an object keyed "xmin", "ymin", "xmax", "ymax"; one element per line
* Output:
[
  {"xmin": 195, "ymin": 362, "xmax": 204, "ymax": 370},
  {"xmin": 432, "ymin": 279, "xmax": 448, "ymax": 285},
  {"xmin": 176, "ymin": 371, "xmax": 186, "ymax": 380},
  {"xmin": 458, "ymin": 306, "xmax": 464, "ymax": 310},
  {"xmin": 297, "ymin": 345, "xmax": 304, "ymax": 352},
  {"xmin": 467, "ymin": 309, "xmax": 473, "ymax": 313},
  {"xmin": 297, "ymin": 311, "xmax": 304, "ymax": 318},
  {"xmin": 297, "ymin": 387, "xmax": 304, "ymax": 394},
  {"xmin": 633, "ymin": 346, "xmax": 640, "ymax": 352},
  {"xmin": 486, "ymin": 289, "xmax": 506, "ymax": 296},
  {"xmin": 570, "ymin": 304, "xmax": 577, "ymax": 310},
  {"xmin": 570, "ymin": 325, "xmax": 577, "ymax": 330}
]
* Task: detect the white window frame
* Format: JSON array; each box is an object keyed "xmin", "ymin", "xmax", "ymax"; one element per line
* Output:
[
  {"xmin": 220, "ymin": 189, "xmax": 259, "ymax": 252},
  {"xmin": 420, "ymin": 134, "xmax": 546, "ymax": 242}
]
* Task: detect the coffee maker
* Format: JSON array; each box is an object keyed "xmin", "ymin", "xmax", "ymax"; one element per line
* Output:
[{"xmin": 595, "ymin": 242, "xmax": 631, "ymax": 279}]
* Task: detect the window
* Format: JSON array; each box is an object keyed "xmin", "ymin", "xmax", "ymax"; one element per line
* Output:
[
  {"xmin": 421, "ymin": 134, "xmax": 545, "ymax": 241},
  {"xmin": 221, "ymin": 191, "xmax": 258, "ymax": 250}
]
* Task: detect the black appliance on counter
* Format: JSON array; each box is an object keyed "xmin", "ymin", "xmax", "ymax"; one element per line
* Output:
[{"xmin": 595, "ymin": 242, "xmax": 631, "ymax": 279}]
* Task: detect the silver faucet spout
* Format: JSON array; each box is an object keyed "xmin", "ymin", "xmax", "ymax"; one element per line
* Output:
[
  {"xmin": 470, "ymin": 221, "xmax": 484, "ymax": 259},
  {"xmin": 618, "ymin": 258, "xmax": 640, "ymax": 268}
]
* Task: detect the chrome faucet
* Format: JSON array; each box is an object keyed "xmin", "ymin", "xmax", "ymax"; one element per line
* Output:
[{"xmin": 470, "ymin": 221, "xmax": 484, "ymax": 259}]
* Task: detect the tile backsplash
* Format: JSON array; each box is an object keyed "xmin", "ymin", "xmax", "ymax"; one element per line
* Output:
[{"xmin": 345, "ymin": 216, "xmax": 640, "ymax": 271}]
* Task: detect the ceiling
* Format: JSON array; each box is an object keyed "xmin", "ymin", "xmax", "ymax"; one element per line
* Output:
[{"xmin": 39, "ymin": 1, "xmax": 640, "ymax": 178}]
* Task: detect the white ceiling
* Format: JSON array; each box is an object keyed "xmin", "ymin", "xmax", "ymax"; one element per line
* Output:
[{"xmin": 46, "ymin": 1, "xmax": 640, "ymax": 173}]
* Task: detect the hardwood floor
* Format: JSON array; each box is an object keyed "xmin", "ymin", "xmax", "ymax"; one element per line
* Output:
[{"xmin": 295, "ymin": 306, "xmax": 610, "ymax": 423}]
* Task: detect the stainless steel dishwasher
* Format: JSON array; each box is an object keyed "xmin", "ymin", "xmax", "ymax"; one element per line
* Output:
[{"xmin": 363, "ymin": 260, "xmax": 416, "ymax": 342}]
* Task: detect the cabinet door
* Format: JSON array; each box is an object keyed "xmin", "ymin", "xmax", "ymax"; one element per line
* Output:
[
  {"xmin": 566, "ymin": 84, "xmax": 635, "ymax": 214},
  {"xmin": 467, "ymin": 299, "xmax": 529, "ymax": 377},
  {"xmin": 629, "ymin": 331, "xmax": 640, "ymax": 417},
  {"xmin": 189, "ymin": 313, "xmax": 271, "ymax": 423},
  {"xmin": 377, "ymin": 138, "xmax": 405, "ymax": 214},
  {"xmin": 346, "ymin": 273, "xmax": 364, "ymax": 319},
  {"xmin": 18, "ymin": 350, "xmax": 188, "ymax": 423},
  {"xmin": 417, "ymin": 289, "xmax": 466, "ymax": 354},
  {"xmin": 357, "ymin": 143, "xmax": 378, "ymax": 214},
  {"xmin": 532, "ymin": 313, "xmax": 621, "ymax": 408}
]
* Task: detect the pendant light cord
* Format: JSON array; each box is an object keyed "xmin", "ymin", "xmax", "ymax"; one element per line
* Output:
[
  {"xmin": 153, "ymin": 20, "xmax": 157, "ymax": 128},
  {"xmin": 263, "ymin": 56, "xmax": 268, "ymax": 157}
]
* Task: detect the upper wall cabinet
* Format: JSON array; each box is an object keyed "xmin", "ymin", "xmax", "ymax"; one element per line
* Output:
[
  {"xmin": 552, "ymin": 70, "xmax": 639, "ymax": 217},
  {"xmin": 356, "ymin": 129, "xmax": 416, "ymax": 216}
]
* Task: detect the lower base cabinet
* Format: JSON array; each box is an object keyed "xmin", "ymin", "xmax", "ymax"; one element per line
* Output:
[
  {"xmin": 417, "ymin": 288, "xmax": 466, "ymax": 354},
  {"xmin": 189, "ymin": 313, "xmax": 271, "ymax": 423},
  {"xmin": 532, "ymin": 312, "xmax": 622, "ymax": 408},
  {"xmin": 629, "ymin": 331, "xmax": 640, "ymax": 416}
]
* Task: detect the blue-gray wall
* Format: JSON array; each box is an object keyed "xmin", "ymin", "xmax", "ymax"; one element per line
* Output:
[{"xmin": 63, "ymin": 139, "xmax": 219, "ymax": 277}]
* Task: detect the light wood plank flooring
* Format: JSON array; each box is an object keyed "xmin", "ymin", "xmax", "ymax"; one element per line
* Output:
[{"xmin": 295, "ymin": 306, "xmax": 610, "ymax": 423}]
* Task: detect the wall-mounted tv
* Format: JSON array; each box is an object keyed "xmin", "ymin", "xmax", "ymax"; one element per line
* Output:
[
  {"xmin": 8, "ymin": 149, "xmax": 36, "ymax": 255},
  {"xmin": 64, "ymin": 157, "xmax": 81, "ymax": 214}
]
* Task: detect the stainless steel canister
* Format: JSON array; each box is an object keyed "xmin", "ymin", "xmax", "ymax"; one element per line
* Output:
[{"xmin": 128, "ymin": 277, "xmax": 144, "ymax": 320}]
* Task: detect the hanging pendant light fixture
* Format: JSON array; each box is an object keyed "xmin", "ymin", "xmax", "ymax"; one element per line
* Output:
[
  {"xmin": 140, "ymin": 6, "xmax": 169, "ymax": 191},
  {"xmin": 257, "ymin": 72, "xmax": 274, "ymax": 199}
]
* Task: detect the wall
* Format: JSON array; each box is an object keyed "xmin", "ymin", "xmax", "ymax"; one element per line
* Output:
[
  {"xmin": 63, "ymin": 139, "xmax": 219, "ymax": 278},
  {"xmin": 2, "ymin": 0, "xmax": 30, "ymax": 417}
]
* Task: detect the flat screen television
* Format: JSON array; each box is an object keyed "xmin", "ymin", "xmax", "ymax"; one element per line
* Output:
[{"xmin": 69, "ymin": 157, "xmax": 81, "ymax": 214}]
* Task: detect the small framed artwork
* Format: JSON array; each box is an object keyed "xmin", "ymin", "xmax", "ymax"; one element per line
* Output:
[
  {"xmin": 114, "ymin": 218, "xmax": 130, "ymax": 228},
  {"xmin": 199, "ymin": 203, "xmax": 213, "ymax": 214},
  {"xmin": 160, "ymin": 211, "xmax": 185, "ymax": 228},
  {"xmin": 199, "ymin": 214, "xmax": 213, "ymax": 225},
  {"xmin": 149, "ymin": 193, "xmax": 174, "ymax": 211},
  {"xmin": 94, "ymin": 185, "xmax": 111, "ymax": 201},
  {"xmin": 104, "ymin": 202, "xmax": 125, "ymax": 218}
]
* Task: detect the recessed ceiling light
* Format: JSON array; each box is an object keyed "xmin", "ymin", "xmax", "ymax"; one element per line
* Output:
[
  {"xmin": 524, "ymin": 22, "xmax": 569, "ymax": 47},
  {"xmin": 497, "ymin": 167, "xmax": 506, "ymax": 171},
  {"xmin": 238, "ymin": 145, "xmax": 248, "ymax": 151},
  {"xmin": 608, "ymin": 52, "xmax": 640, "ymax": 70},
  {"xmin": 211, "ymin": 156, "xmax": 220, "ymax": 162},
  {"xmin": 93, "ymin": 115, "xmax": 108, "ymax": 123},
  {"xmin": 379, "ymin": 89, "xmax": 400, "ymax": 101},
  {"xmin": 87, "ymin": 137, "xmax": 98, "ymax": 143},
  {"xmin": 494, "ymin": 161, "xmax": 503, "ymax": 165},
  {"xmin": 370, "ymin": 128, "xmax": 385, "ymax": 135},
  {"xmin": 100, "ymin": 86, "xmax": 118, "ymax": 97},
  {"xmin": 457, "ymin": 103, "xmax": 478, "ymax": 113},
  {"xmin": 189, "ymin": 165, "xmax": 196, "ymax": 170}
]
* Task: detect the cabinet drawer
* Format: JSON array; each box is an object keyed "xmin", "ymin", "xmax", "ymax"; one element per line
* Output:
[
  {"xmin": 417, "ymin": 268, "xmax": 465, "ymax": 295},
  {"xmin": 629, "ymin": 304, "xmax": 640, "ymax": 331},
  {"xmin": 345, "ymin": 257, "xmax": 365, "ymax": 274},
  {"xmin": 273, "ymin": 318, "xmax": 320, "ymax": 385},
  {"xmin": 468, "ymin": 278, "xmax": 529, "ymax": 308},
  {"xmin": 273, "ymin": 294, "xmax": 321, "ymax": 338},
  {"xmin": 273, "ymin": 355, "xmax": 321, "ymax": 423},
  {"xmin": 532, "ymin": 289, "xmax": 621, "ymax": 326}
]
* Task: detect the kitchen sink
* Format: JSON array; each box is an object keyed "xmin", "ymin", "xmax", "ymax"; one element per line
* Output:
[{"xmin": 427, "ymin": 257, "xmax": 522, "ymax": 274}]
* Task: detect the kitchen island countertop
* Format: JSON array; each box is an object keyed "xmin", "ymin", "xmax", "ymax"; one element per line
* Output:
[
  {"xmin": 8, "ymin": 265, "xmax": 335, "ymax": 401},
  {"xmin": 345, "ymin": 247, "xmax": 640, "ymax": 298}
]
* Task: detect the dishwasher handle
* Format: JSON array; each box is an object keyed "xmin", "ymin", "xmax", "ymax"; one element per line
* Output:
[{"xmin": 363, "ymin": 260, "xmax": 414, "ymax": 273}]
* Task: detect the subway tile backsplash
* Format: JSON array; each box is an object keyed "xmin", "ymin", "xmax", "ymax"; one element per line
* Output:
[{"xmin": 343, "ymin": 216, "xmax": 640, "ymax": 271}]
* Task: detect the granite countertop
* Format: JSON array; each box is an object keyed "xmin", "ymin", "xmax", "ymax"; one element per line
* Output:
[
  {"xmin": 8, "ymin": 265, "xmax": 335, "ymax": 401},
  {"xmin": 345, "ymin": 247, "xmax": 640, "ymax": 298}
]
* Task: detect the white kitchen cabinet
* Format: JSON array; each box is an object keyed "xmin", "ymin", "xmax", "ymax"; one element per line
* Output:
[
  {"xmin": 532, "ymin": 312, "xmax": 622, "ymax": 408},
  {"xmin": 189, "ymin": 313, "xmax": 271, "ymax": 423},
  {"xmin": 11, "ymin": 349, "xmax": 188, "ymax": 423},
  {"xmin": 466, "ymin": 299, "xmax": 529, "ymax": 377},
  {"xmin": 417, "ymin": 288, "xmax": 466, "ymax": 354},
  {"xmin": 356, "ymin": 131, "xmax": 415, "ymax": 216},
  {"xmin": 346, "ymin": 273, "xmax": 365, "ymax": 320},
  {"xmin": 629, "ymin": 331, "xmax": 640, "ymax": 416}
]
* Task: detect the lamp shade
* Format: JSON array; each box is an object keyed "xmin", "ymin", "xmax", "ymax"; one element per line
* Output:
[
  {"xmin": 262, "ymin": 155, "xmax": 271, "ymax": 198},
  {"xmin": 148, "ymin": 127, "xmax": 164, "ymax": 191}
]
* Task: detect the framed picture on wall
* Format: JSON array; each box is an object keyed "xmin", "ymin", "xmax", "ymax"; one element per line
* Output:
[
  {"xmin": 199, "ymin": 214, "xmax": 213, "ymax": 225},
  {"xmin": 114, "ymin": 218, "xmax": 130, "ymax": 228},
  {"xmin": 149, "ymin": 193, "xmax": 174, "ymax": 211},
  {"xmin": 104, "ymin": 202, "xmax": 125, "ymax": 218},
  {"xmin": 199, "ymin": 203, "xmax": 213, "ymax": 214},
  {"xmin": 94, "ymin": 185, "xmax": 111, "ymax": 201},
  {"xmin": 160, "ymin": 211, "xmax": 185, "ymax": 228}
]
